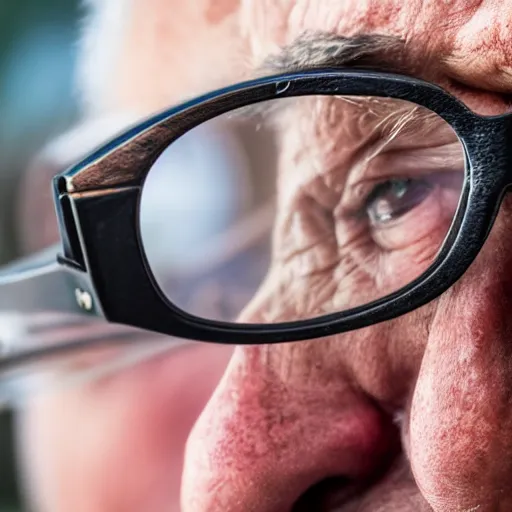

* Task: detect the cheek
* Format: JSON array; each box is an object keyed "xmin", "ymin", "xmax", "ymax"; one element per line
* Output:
[{"xmin": 17, "ymin": 344, "xmax": 232, "ymax": 512}]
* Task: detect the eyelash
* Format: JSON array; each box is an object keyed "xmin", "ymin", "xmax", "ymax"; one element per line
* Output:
[{"xmin": 347, "ymin": 176, "xmax": 419, "ymax": 222}]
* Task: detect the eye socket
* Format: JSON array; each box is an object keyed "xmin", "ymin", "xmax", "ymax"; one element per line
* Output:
[
  {"xmin": 139, "ymin": 93, "xmax": 466, "ymax": 323},
  {"xmin": 366, "ymin": 178, "xmax": 433, "ymax": 225}
]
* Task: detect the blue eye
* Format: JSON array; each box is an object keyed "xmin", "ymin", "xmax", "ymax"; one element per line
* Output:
[{"xmin": 366, "ymin": 178, "xmax": 432, "ymax": 225}]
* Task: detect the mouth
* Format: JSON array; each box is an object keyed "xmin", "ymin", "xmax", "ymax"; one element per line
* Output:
[{"xmin": 291, "ymin": 456, "xmax": 432, "ymax": 512}]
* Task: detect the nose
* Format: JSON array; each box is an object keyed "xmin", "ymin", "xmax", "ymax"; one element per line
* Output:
[
  {"xmin": 182, "ymin": 344, "xmax": 399, "ymax": 511},
  {"xmin": 408, "ymin": 198, "xmax": 512, "ymax": 511},
  {"xmin": 182, "ymin": 203, "xmax": 512, "ymax": 511}
]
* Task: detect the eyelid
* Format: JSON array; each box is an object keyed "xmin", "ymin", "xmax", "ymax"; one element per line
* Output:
[{"xmin": 337, "ymin": 142, "xmax": 465, "ymax": 217}]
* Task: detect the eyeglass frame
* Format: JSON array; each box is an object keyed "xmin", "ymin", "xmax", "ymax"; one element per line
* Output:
[{"xmin": 0, "ymin": 67, "xmax": 509, "ymax": 369}]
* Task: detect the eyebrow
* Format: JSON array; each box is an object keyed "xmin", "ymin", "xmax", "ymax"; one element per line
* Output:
[
  {"xmin": 259, "ymin": 32, "xmax": 413, "ymax": 76},
  {"xmin": 234, "ymin": 33, "xmax": 420, "ymax": 122}
]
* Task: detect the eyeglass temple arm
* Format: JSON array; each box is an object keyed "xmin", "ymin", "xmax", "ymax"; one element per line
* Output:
[{"xmin": 0, "ymin": 244, "xmax": 100, "ymax": 317}]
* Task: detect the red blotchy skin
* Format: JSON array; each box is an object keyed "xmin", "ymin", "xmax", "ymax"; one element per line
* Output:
[{"xmin": 409, "ymin": 212, "xmax": 512, "ymax": 509}]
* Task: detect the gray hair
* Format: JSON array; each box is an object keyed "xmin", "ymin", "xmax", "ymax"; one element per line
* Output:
[{"xmin": 261, "ymin": 32, "xmax": 407, "ymax": 74}]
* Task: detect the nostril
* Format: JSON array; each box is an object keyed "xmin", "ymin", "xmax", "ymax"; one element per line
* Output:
[
  {"xmin": 291, "ymin": 477, "xmax": 362, "ymax": 512},
  {"xmin": 291, "ymin": 431, "xmax": 402, "ymax": 512},
  {"xmin": 288, "ymin": 406, "xmax": 402, "ymax": 511}
]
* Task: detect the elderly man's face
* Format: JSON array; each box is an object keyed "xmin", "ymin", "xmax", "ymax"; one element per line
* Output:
[
  {"xmin": 18, "ymin": 0, "xmax": 512, "ymax": 511},
  {"xmin": 181, "ymin": 1, "xmax": 512, "ymax": 511}
]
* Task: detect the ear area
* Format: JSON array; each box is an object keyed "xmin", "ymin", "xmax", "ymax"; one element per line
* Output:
[{"xmin": 78, "ymin": 0, "xmax": 246, "ymax": 115}]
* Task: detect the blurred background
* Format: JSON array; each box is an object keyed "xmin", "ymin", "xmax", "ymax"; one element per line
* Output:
[{"xmin": 0, "ymin": 1, "xmax": 81, "ymax": 509}]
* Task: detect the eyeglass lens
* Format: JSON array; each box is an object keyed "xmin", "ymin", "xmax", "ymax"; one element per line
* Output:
[{"xmin": 139, "ymin": 95, "xmax": 466, "ymax": 324}]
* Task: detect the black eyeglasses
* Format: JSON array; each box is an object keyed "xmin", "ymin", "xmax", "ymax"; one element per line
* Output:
[{"xmin": 1, "ymin": 67, "xmax": 510, "ymax": 371}]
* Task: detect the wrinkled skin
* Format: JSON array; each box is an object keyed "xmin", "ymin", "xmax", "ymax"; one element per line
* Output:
[
  {"xmin": 182, "ymin": 1, "xmax": 512, "ymax": 511},
  {"xmin": 17, "ymin": 0, "xmax": 512, "ymax": 511}
]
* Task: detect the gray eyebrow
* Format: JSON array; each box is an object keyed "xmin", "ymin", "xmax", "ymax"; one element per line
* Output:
[
  {"xmin": 259, "ymin": 32, "xmax": 409, "ymax": 75},
  {"xmin": 231, "ymin": 33, "xmax": 412, "ymax": 123}
]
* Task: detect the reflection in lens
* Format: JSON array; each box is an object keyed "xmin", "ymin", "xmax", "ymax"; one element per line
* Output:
[{"xmin": 140, "ymin": 95, "xmax": 465, "ymax": 324}]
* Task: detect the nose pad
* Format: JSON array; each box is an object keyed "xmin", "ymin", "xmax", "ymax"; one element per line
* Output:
[{"xmin": 182, "ymin": 345, "xmax": 400, "ymax": 512}]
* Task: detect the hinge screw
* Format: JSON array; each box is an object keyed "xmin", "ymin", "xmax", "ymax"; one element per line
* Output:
[{"xmin": 75, "ymin": 288, "xmax": 93, "ymax": 311}]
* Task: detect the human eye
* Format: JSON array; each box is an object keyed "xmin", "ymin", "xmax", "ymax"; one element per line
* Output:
[
  {"xmin": 257, "ymin": 95, "xmax": 468, "ymax": 313},
  {"xmin": 366, "ymin": 177, "xmax": 432, "ymax": 224},
  {"xmin": 324, "ymin": 123, "xmax": 467, "ymax": 307},
  {"xmin": 364, "ymin": 168, "xmax": 464, "ymax": 253}
]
